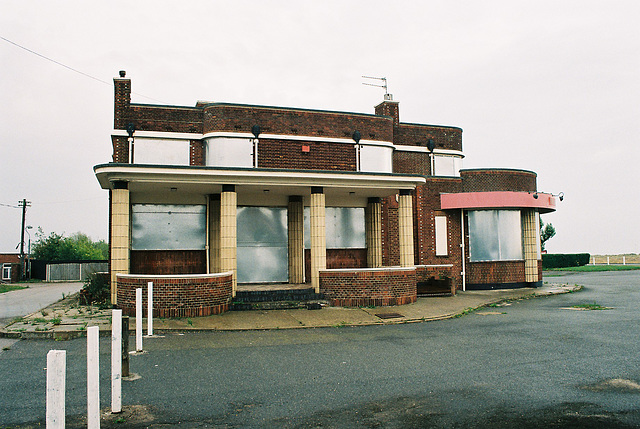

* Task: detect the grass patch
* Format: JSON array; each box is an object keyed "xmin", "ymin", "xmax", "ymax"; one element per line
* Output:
[
  {"xmin": 552, "ymin": 265, "xmax": 640, "ymax": 273},
  {"xmin": 0, "ymin": 284, "xmax": 27, "ymax": 294},
  {"xmin": 572, "ymin": 302, "xmax": 611, "ymax": 310}
]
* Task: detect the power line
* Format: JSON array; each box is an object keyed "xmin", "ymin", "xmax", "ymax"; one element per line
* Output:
[
  {"xmin": 0, "ymin": 35, "xmax": 165, "ymax": 103},
  {"xmin": 1, "ymin": 35, "xmax": 111, "ymax": 86},
  {"xmin": 0, "ymin": 203, "xmax": 19, "ymax": 209}
]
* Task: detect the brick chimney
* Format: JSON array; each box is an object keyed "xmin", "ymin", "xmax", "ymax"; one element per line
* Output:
[
  {"xmin": 374, "ymin": 93, "xmax": 399, "ymax": 126},
  {"xmin": 114, "ymin": 70, "xmax": 131, "ymax": 130}
]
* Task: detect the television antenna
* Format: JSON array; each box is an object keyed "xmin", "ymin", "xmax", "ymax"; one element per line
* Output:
[{"xmin": 362, "ymin": 76, "xmax": 391, "ymax": 99}]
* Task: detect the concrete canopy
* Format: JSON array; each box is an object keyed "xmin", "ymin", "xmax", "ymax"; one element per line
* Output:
[{"xmin": 94, "ymin": 163, "xmax": 426, "ymax": 207}]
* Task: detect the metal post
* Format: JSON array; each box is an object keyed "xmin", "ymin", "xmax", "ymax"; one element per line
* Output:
[
  {"xmin": 121, "ymin": 316, "xmax": 129, "ymax": 377},
  {"xmin": 111, "ymin": 309, "xmax": 122, "ymax": 413},
  {"xmin": 87, "ymin": 326, "xmax": 100, "ymax": 429},
  {"xmin": 136, "ymin": 288, "xmax": 143, "ymax": 352},
  {"xmin": 147, "ymin": 281, "xmax": 153, "ymax": 337},
  {"xmin": 46, "ymin": 350, "xmax": 66, "ymax": 428}
]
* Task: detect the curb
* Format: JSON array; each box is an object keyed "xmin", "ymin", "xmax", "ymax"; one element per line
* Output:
[{"xmin": 0, "ymin": 284, "xmax": 582, "ymax": 340}]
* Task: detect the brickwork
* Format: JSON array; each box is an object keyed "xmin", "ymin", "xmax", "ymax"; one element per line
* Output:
[
  {"xmin": 461, "ymin": 169, "xmax": 537, "ymax": 192},
  {"xmin": 395, "ymin": 123, "xmax": 463, "ymax": 151},
  {"xmin": 415, "ymin": 264, "xmax": 456, "ymax": 295},
  {"xmin": 130, "ymin": 250, "xmax": 206, "ymax": 275},
  {"xmin": 381, "ymin": 196, "xmax": 399, "ymax": 266},
  {"xmin": 374, "ymin": 100, "xmax": 399, "ymax": 126},
  {"xmin": 116, "ymin": 273, "xmax": 232, "ymax": 318},
  {"xmin": 304, "ymin": 248, "xmax": 367, "ymax": 281},
  {"xmin": 112, "ymin": 136, "xmax": 129, "ymax": 163},
  {"xmin": 204, "ymin": 104, "xmax": 394, "ymax": 142},
  {"xmin": 126, "ymin": 105, "xmax": 203, "ymax": 133},
  {"xmin": 466, "ymin": 260, "xmax": 526, "ymax": 287},
  {"xmin": 319, "ymin": 267, "xmax": 416, "ymax": 307},
  {"xmin": 258, "ymin": 138, "xmax": 356, "ymax": 171},
  {"xmin": 393, "ymin": 151, "xmax": 430, "ymax": 175},
  {"xmin": 190, "ymin": 139, "xmax": 205, "ymax": 166},
  {"xmin": 113, "ymin": 77, "xmax": 131, "ymax": 130}
]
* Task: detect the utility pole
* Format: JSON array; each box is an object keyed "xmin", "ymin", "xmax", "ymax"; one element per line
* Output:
[{"xmin": 18, "ymin": 199, "xmax": 31, "ymax": 280}]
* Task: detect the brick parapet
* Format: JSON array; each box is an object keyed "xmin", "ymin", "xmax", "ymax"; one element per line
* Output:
[
  {"xmin": 116, "ymin": 273, "xmax": 232, "ymax": 318},
  {"xmin": 126, "ymin": 105, "xmax": 203, "ymax": 134},
  {"xmin": 204, "ymin": 104, "xmax": 394, "ymax": 142},
  {"xmin": 395, "ymin": 123, "xmax": 462, "ymax": 151},
  {"xmin": 319, "ymin": 267, "xmax": 416, "ymax": 307},
  {"xmin": 461, "ymin": 169, "xmax": 537, "ymax": 192}
]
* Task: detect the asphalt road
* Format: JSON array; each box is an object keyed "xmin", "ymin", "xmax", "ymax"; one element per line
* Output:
[
  {"xmin": 0, "ymin": 281, "xmax": 83, "ymax": 325},
  {"xmin": 1, "ymin": 271, "xmax": 639, "ymax": 428}
]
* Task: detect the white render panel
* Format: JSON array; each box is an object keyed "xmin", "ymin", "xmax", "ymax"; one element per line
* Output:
[
  {"xmin": 206, "ymin": 137, "xmax": 253, "ymax": 167},
  {"xmin": 359, "ymin": 144, "xmax": 393, "ymax": 173},
  {"xmin": 134, "ymin": 138, "xmax": 190, "ymax": 165}
]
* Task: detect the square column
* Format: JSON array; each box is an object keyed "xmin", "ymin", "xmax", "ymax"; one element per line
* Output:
[
  {"xmin": 522, "ymin": 209, "xmax": 539, "ymax": 283},
  {"xmin": 310, "ymin": 187, "xmax": 326, "ymax": 293},
  {"xmin": 398, "ymin": 190, "xmax": 415, "ymax": 267},
  {"xmin": 288, "ymin": 196, "xmax": 305, "ymax": 284},
  {"xmin": 110, "ymin": 181, "xmax": 130, "ymax": 305},
  {"xmin": 366, "ymin": 197, "xmax": 382, "ymax": 268},
  {"xmin": 208, "ymin": 194, "xmax": 221, "ymax": 273},
  {"xmin": 220, "ymin": 185, "xmax": 238, "ymax": 296}
]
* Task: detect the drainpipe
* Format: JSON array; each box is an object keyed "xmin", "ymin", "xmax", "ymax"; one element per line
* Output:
[
  {"xmin": 460, "ymin": 209, "xmax": 466, "ymax": 291},
  {"xmin": 205, "ymin": 194, "xmax": 210, "ymax": 273}
]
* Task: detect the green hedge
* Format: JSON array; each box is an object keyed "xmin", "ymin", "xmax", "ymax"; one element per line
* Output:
[{"xmin": 542, "ymin": 253, "xmax": 590, "ymax": 269}]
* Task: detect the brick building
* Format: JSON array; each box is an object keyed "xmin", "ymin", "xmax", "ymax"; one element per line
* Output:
[{"xmin": 94, "ymin": 71, "xmax": 557, "ymax": 317}]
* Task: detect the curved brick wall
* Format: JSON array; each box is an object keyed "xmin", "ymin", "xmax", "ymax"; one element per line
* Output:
[
  {"xmin": 461, "ymin": 169, "xmax": 537, "ymax": 192},
  {"xmin": 466, "ymin": 261, "xmax": 528, "ymax": 289},
  {"xmin": 319, "ymin": 267, "xmax": 416, "ymax": 307},
  {"xmin": 116, "ymin": 273, "xmax": 232, "ymax": 318}
]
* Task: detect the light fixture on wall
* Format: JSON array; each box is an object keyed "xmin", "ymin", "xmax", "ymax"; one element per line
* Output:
[
  {"xmin": 127, "ymin": 122, "xmax": 136, "ymax": 163},
  {"xmin": 426, "ymin": 139, "xmax": 435, "ymax": 175},
  {"xmin": 170, "ymin": 187, "xmax": 177, "ymax": 192},
  {"xmin": 353, "ymin": 131, "xmax": 361, "ymax": 171},
  {"xmin": 554, "ymin": 192, "xmax": 564, "ymax": 202}
]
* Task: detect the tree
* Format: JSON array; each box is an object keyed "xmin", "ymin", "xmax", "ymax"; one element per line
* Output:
[
  {"xmin": 540, "ymin": 218, "xmax": 556, "ymax": 252},
  {"xmin": 31, "ymin": 228, "xmax": 108, "ymax": 261}
]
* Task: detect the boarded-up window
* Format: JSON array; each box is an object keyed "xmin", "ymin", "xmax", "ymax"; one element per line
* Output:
[
  {"xmin": 435, "ymin": 216, "xmax": 448, "ymax": 256},
  {"xmin": 131, "ymin": 204, "xmax": 206, "ymax": 250},
  {"xmin": 468, "ymin": 210, "xmax": 523, "ymax": 262}
]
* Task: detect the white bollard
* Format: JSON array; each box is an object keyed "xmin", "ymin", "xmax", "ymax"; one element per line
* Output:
[
  {"xmin": 46, "ymin": 350, "xmax": 66, "ymax": 429},
  {"xmin": 136, "ymin": 288, "xmax": 143, "ymax": 352},
  {"xmin": 111, "ymin": 309, "xmax": 122, "ymax": 413},
  {"xmin": 607, "ymin": 256, "xmax": 610, "ymax": 265},
  {"xmin": 147, "ymin": 281, "xmax": 153, "ymax": 337},
  {"xmin": 87, "ymin": 326, "xmax": 100, "ymax": 429},
  {"xmin": 623, "ymin": 256, "xmax": 626, "ymax": 265}
]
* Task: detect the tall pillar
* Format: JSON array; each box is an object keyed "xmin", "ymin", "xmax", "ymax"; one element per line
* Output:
[
  {"xmin": 208, "ymin": 194, "xmax": 221, "ymax": 273},
  {"xmin": 288, "ymin": 196, "xmax": 305, "ymax": 284},
  {"xmin": 366, "ymin": 197, "xmax": 382, "ymax": 268},
  {"xmin": 309, "ymin": 187, "xmax": 326, "ymax": 293},
  {"xmin": 398, "ymin": 190, "xmax": 414, "ymax": 267},
  {"xmin": 522, "ymin": 209, "xmax": 539, "ymax": 283},
  {"xmin": 110, "ymin": 181, "xmax": 130, "ymax": 305},
  {"xmin": 220, "ymin": 185, "xmax": 237, "ymax": 295}
]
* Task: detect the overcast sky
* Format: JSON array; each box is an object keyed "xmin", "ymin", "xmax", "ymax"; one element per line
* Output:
[{"xmin": 1, "ymin": 1, "xmax": 638, "ymax": 255}]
